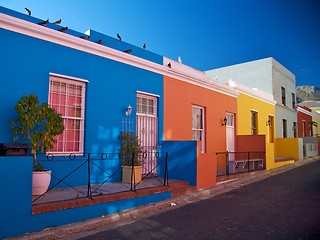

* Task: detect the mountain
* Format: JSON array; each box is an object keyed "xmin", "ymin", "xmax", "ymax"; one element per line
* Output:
[{"xmin": 296, "ymin": 85, "xmax": 320, "ymax": 103}]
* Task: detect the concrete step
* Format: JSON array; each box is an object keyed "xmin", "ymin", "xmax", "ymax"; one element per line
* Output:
[
  {"xmin": 168, "ymin": 180, "xmax": 189, "ymax": 188},
  {"xmin": 170, "ymin": 185, "xmax": 197, "ymax": 197},
  {"xmin": 275, "ymin": 156, "xmax": 295, "ymax": 162}
]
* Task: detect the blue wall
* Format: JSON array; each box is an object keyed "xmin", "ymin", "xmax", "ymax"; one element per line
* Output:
[
  {"xmin": 0, "ymin": 156, "xmax": 171, "ymax": 238},
  {"xmin": 37, "ymin": 153, "xmax": 123, "ymax": 188},
  {"xmin": 0, "ymin": 26, "xmax": 163, "ymax": 153},
  {"xmin": 161, "ymin": 140, "xmax": 197, "ymax": 186}
]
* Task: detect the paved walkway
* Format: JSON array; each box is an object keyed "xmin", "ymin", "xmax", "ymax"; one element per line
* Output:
[{"xmin": 13, "ymin": 157, "xmax": 319, "ymax": 239}]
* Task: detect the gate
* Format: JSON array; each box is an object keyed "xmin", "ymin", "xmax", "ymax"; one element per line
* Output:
[
  {"xmin": 136, "ymin": 93, "xmax": 159, "ymax": 176},
  {"xmin": 137, "ymin": 114, "xmax": 158, "ymax": 175}
]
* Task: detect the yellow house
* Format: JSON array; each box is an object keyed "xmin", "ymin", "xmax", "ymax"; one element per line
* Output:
[
  {"xmin": 312, "ymin": 109, "xmax": 320, "ymax": 137},
  {"xmin": 227, "ymin": 80, "xmax": 294, "ymax": 169}
]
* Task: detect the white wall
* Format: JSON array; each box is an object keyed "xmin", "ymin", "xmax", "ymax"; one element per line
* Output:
[
  {"xmin": 205, "ymin": 58, "xmax": 273, "ymax": 94},
  {"xmin": 275, "ymin": 105, "xmax": 297, "ymax": 138}
]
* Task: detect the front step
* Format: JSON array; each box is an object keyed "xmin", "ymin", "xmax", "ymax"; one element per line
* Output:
[
  {"xmin": 171, "ymin": 185, "xmax": 197, "ymax": 197},
  {"xmin": 168, "ymin": 180, "xmax": 196, "ymax": 197},
  {"xmin": 275, "ymin": 156, "xmax": 295, "ymax": 162}
]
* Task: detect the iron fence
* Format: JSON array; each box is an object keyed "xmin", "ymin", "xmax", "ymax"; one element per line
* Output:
[
  {"xmin": 216, "ymin": 151, "xmax": 266, "ymax": 176},
  {"xmin": 32, "ymin": 150, "xmax": 168, "ymax": 203}
]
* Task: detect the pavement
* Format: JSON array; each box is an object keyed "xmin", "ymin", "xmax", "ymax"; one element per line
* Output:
[{"xmin": 12, "ymin": 156, "xmax": 319, "ymax": 240}]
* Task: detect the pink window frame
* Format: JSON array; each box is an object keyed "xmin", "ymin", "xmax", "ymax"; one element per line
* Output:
[{"xmin": 48, "ymin": 74, "xmax": 87, "ymax": 155}]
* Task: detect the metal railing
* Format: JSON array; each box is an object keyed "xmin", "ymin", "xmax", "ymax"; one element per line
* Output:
[
  {"xmin": 32, "ymin": 150, "xmax": 168, "ymax": 203},
  {"xmin": 216, "ymin": 151, "xmax": 266, "ymax": 176}
]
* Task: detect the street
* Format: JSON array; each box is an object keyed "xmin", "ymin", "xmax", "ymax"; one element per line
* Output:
[{"xmin": 70, "ymin": 160, "xmax": 320, "ymax": 240}]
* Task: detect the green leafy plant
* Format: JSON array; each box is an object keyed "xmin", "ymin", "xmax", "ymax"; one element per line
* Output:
[
  {"xmin": 118, "ymin": 132, "xmax": 143, "ymax": 166},
  {"xmin": 10, "ymin": 93, "xmax": 64, "ymax": 171}
]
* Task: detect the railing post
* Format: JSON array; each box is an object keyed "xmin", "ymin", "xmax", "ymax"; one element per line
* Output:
[
  {"xmin": 226, "ymin": 151, "xmax": 229, "ymax": 176},
  {"xmin": 164, "ymin": 152, "xmax": 169, "ymax": 186},
  {"xmin": 130, "ymin": 152, "xmax": 135, "ymax": 191},
  {"xmin": 248, "ymin": 152, "xmax": 251, "ymax": 172},
  {"xmin": 87, "ymin": 153, "xmax": 92, "ymax": 198}
]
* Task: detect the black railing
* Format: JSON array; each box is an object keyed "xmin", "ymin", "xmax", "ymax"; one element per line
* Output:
[
  {"xmin": 216, "ymin": 151, "xmax": 266, "ymax": 176},
  {"xmin": 32, "ymin": 151, "xmax": 169, "ymax": 203}
]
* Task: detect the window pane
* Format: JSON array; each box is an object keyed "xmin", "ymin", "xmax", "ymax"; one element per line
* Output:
[{"xmin": 49, "ymin": 76, "xmax": 86, "ymax": 154}]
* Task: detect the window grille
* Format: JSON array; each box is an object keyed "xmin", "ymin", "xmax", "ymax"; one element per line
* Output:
[
  {"xmin": 192, "ymin": 105, "xmax": 205, "ymax": 152},
  {"xmin": 48, "ymin": 75, "xmax": 86, "ymax": 155},
  {"xmin": 281, "ymin": 87, "xmax": 286, "ymax": 106},
  {"xmin": 251, "ymin": 111, "xmax": 258, "ymax": 135}
]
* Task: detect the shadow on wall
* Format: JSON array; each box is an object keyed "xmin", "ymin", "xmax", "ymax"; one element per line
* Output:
[{"xmin": 160, "ymin": 140, "xmax": 197, "ymax": 186}]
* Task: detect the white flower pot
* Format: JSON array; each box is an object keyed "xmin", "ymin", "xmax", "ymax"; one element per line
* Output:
[{"xmin": 32, "ymin": 170, "xmax": 51, "ymax": 196}]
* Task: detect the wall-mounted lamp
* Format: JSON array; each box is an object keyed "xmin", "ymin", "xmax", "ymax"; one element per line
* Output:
[
  {"xmin": 310, "ymin": 121, "xmax": 318, "ymax": 127},
  {"xmin": 222, "ymin": 117, "xmax": 227, "ymax": 126},
  {"xmin": 266, "ymin": 119, "xmax": 272, "ymax": 126},
  {"xmin": 125, "ymin": 104, "xmax": 132, "ymax": 116}
]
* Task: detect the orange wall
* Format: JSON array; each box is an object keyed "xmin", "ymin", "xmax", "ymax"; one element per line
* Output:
[
  {"xmin": 237, "ymin": 135, "xmax": 266, "ymax": 152},
  {"xmin": 164, "ymin": 76, "xmax": 237, "ymax": 188}
]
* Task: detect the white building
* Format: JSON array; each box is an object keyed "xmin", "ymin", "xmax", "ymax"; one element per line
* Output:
[{"xmin": 205, "ymin": 57, "xmax": 297, "ymax": 138}]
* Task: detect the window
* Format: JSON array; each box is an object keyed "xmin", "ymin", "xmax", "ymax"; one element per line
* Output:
[
  {"xmin": 293, "ymin": 122, "xmax": 297, "ymax": 138},
  {"xmin": 281, "ymin": 87, "xmax": 286, "ymax": 106},
  {"xmin": 292, "ymin": 93, "xmax": 296, "ymax": 109},
  {"xmin": 48, "ymin": 75, "xmax": 86, "ymax": 155},
  {"xmin": 302, "ymin": 120, "xmax": 306, "ymax": 137},
  {"xmin": 192, "ymin": 106, "xmax": 205, "ymax": 152},
  {"xmin": 136, "ymin": 94, "xmax": 157, "ymax": 116},
  {"xmin": 251, "ymin": 111, "xmax": 258, "ymax": 135},
  {"xmin": 283, "ymin": 119, "xmax": 287, "ymax": 138},
  {"xmin": 268, "ymin": 115, "xmax": 274, "ymax": 143}
]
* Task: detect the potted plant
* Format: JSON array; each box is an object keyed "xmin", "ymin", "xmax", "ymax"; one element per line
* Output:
[
  {"xmin": 118, "ymin": 132, "xmax": 143, "ymax": 184},
  {"xmin": 10, "ymin": 93, "xmax": 64, "ymax": 195}
]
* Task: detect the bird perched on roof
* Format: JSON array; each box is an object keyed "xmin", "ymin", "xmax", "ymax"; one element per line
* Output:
[
  {"xmin": 97, "ymin": 39, "xmax": 103, "ymax": 45},
  {"xmin": 123, "ymin": 49, "xmax": 132, "ymax": 54},
  {"xmin": 80, "ymin": 35, "xmax": 90, "ymax": 40},
  {"xmin": 58, "ymin": 26, "xmax": 68, "ymax": 33},
  {"xmin": 38, "ymin": 19, "xmax": 49, "ymax": 27},
  {"xmin": 167, "ymin": 63, "xmax": 172, "ymax": 68},
  {"xmin": 142, "ymin": 43, "xmax": 146, "ymax": 49},
  {"xmin": 117, "ymin": 33, "xmax": 122, "ymax": 41},
  {"xmin": 178, "ymin": 56, "xmax": 182, "ymax": 63},
  {"xmin": 25, "ymin": 8, "xmax": 31, "ymax": 16},
  {"xmin": 53, "ymin": 19, "xmax": 62, "ymax": 25}
]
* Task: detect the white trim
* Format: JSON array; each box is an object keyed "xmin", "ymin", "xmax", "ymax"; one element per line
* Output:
[
  {"xmin": 49, "ymin": 72, "xmax": 89, "ymax": 83},
  {"xmin": 226, "ymin": 80, "xmax": 276, "ymax": 105},
  {"xmin": 192, "ymin": 105, "xmax": 205, "ymax": 153},
  {"xmin": 136, "ymin": 91, "xmax": 160, "ymax": 98},
  {"xmin": 0, "ymin": 13, "xmax": 238, "ymax": 99},
  {"xmin": 297, "ymin": 106, "xmax": 320, "ymax": 120}
]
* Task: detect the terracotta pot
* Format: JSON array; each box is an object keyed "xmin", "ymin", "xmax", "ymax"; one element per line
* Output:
[
  {"xmin": 122, "ymin": 165, "xmax": 142, "ymax": 184},
  {"xmin": 32, "ymin": 170, "xmax": 51, "ymax": 195}
]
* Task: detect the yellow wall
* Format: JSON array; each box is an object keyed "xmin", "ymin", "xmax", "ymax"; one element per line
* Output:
[
  {"xmin": 312, "ymin": 109, "xmax": 320, "ymax": 137},
  {"xmin": 275, "ymin": 138, "xmax": 303, "ymax": 160},
  {"xmin": 237, "ymin": 93, "xmax": 276, "ymax": 169},
  {"xmin": 237, "ymin": 93, "xmax": 275, "ymax": 136}
]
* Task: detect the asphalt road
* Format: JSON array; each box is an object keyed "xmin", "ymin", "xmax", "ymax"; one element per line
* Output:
[{"xmin": 75, "ymin": 161, "xmax": 320, "ymax": 240}]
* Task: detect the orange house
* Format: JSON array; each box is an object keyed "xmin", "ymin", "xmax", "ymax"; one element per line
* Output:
[{"xmin": 163, "ymin": 58, "xmax": 238, "ymax": 189}]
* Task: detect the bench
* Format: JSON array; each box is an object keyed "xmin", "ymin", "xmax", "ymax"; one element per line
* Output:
[{"xmin": 228, "ymin": 159, "xmax": 264, "ymax": 173}]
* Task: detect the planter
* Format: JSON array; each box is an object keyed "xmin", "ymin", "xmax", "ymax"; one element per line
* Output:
[
  {"xmin": 0, "ymin": 143, "xmax": 28, "ymax": 156},
  {"xmin": 122, "ymin": 165, "xmax": 142, "ymax": 184},
  {"xmin": 32, "ymin": 170, "xmax": 51, "ymax": 195}
]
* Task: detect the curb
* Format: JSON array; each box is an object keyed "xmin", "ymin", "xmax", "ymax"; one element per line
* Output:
[{"xmin": 12, "ymin": 157, "xmax": 319, "ymax": 240}]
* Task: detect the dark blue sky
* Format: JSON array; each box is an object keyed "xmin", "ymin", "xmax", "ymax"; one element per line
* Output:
[{"xmin": 1, "ymin": 0, "xmax": 319, "ymax": 87}]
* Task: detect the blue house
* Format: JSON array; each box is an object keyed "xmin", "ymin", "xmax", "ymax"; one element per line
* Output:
[{"xmin": 0, "ymin": 6, "xmax": 192, "ymax": 238}]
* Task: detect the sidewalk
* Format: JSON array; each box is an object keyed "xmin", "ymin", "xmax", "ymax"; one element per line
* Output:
[{"xmin": 12, "ymin": 157, "xmax": 319, "ymax": 240}]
